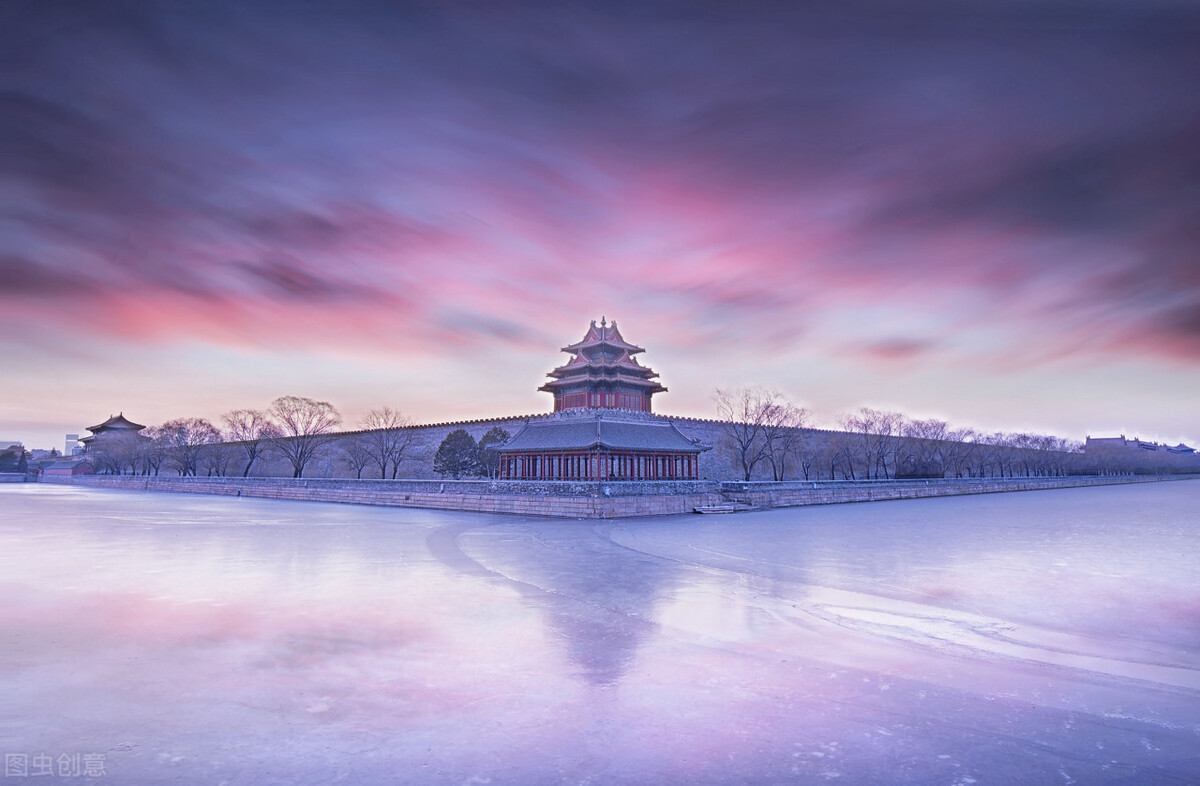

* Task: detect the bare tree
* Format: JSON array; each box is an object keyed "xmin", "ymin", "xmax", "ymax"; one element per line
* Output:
[
  {"xmin": 985, "ymin": 433, "xmax": 1016, "ymax": 477},
  {"xmin": 158, "ymin": 418, "xmax": 221, "ymax": 476},
  {"xmin": 898, "ymin": 417, "xmax": 950, "ymax": 478},
  {"xmin": 340, "ymin": 436, "xmax": 374, "ymax": 479},
  {"xmin": 88, "ymin": 433, "xmax": 141, "ymax": 475},
  {"xmin": 763, "ymin": 402, "xmax": 810, "ymax": 481},
  {"xmin": 941, "ymin": 427, "xmax": 976, "ymax": 478},
  {"xmin": 715, "ymin": 387, "xmax": 786, "ymax": 481},
  {"xmin": 138, "ymin": 427, "xmax": 166, "ymax": 476},
  {"xmin": 841, "ymin": 408, "xmax": 903, "ymax": 479},
  {"xmin": 269, "ymin": 396, "xmax": 342, "ymax": 478},
  {"xmin": 359, "ymin": 407, "xmax": 414, "ymax": 479},
  {"xmin": 200, "ymin": 442, "xmax": 238, "ymax": 477},
  {"xmin": 222, "ymin": 409, "xmax": 280, "ymax": 477},
  {"xmin": 795, "ymin": 432, "xmax": 815, "ymax": 480},
  {"xmin": 828, "ymin": 430, "xmax": 859, "ymax": 480}
]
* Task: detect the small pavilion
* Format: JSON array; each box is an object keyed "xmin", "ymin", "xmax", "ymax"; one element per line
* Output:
[{"xmin": 498, "ymin": 319, "xmax": 708, "ymax": 480}]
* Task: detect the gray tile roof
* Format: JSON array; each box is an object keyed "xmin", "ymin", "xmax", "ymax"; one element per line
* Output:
[{"xmin": 499, "ymin": 414, "xmax": 709, "ymax": 453}]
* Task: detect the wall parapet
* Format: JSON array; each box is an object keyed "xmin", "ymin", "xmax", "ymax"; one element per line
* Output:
[{"xmin": 35, "ymin": 473, "xmax": 1196, "ymax": 519}]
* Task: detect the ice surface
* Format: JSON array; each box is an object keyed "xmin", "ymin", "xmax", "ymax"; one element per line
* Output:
[{"xmin": 2, "ymin": 481, "xmax": 1198, "ymax": 784}]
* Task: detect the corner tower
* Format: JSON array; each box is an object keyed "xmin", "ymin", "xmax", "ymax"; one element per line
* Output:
[{"xmin": 539, "ymin": 318, "xmax": 667, "ymax": 412}]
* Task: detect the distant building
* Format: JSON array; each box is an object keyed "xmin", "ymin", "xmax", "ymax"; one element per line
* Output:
[
  {"xmin": 65, "ymin": 434, "xmax": 82, "ymax": 456},
  {"xmin": 0, "ymin": 442, "xmax": 26, "ymax": 473},
  {"xmin": 42, "ymin": 459, "xmax": 94, "ymax": 477},
  {"xmin": 79, "ymin": 413, "xmax": 146, "ymax": 452},
  {"xmin": 1085, "ymin": 436, "xmax": 1195, "ymax": 454},
  {"xmin": 498, "ymin": 319, "xmax": 708, "ymax": 480}
]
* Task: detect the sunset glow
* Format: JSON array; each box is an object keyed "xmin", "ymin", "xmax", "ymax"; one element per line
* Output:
[{"xmin": 5, "ymin": 1, "xmax": 1198, "ymax": 448}]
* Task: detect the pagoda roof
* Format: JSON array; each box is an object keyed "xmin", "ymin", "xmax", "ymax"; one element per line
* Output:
[
  {"xmin": 497, "ymin": 414, "xmax": 707, "ymax": 454},
  {"xmin": 562, "ymin": 318, "xmax": 645, "ymax": 355},
  {"xmin": 86, "ymin": 413, "xmax": 147, "ymax": 433},
  {"xmin": 539, "ymin": 373, "xmax": 667, "ymax": 393},
  {"xmin": 546, "ymin": 350, "xmax": 656, "ymax": 379}
]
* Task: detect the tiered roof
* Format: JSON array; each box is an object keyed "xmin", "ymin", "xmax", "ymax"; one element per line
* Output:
[{"xmin": 539, "ymin": 318, "xmax": 667, "ymax": 405}]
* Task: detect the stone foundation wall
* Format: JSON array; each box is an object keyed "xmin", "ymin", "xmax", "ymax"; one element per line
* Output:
[
  {"xmin": 38, "ymin": 473, "xmax": 1193, "ymax": 518},
  {"xmin": 718, "ymin": 475, "xmax": 1189, "ymax": 508},
  {"xmin": 38, "ymin": 475, "xmax": 727, "ymax": 518}
]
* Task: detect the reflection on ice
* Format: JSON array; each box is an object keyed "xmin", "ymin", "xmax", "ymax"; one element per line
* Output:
[{"xmin": 2, "ymin": 482, "xmax": 1198, "ymax": 784}]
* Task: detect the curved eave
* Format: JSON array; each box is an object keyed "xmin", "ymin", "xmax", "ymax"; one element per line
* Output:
[
  {"xmin": 560, "ymin": 339, "xmax": 645, "ymax": 355},
  {"xmin": 539, "ymin": 377, "xmax": 667, "ymax": 393},
  {"xmin": 549, "ymin": 360, "xmax": 652, "ymax": 379},
  {"xmin": 544, "ymin": 364, "xmax": 661, "ymax": 381},
  {"xmin": 86, "ymin": 413, "xmax": 147, "ymax": 432}
]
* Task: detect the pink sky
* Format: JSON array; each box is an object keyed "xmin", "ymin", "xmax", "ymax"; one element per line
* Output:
[{"xmin": 4, "ymin": 1, "xmax": 1198, "ymax": 450}]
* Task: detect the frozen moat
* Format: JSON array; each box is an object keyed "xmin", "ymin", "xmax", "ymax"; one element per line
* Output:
[{"xmin": 3, "ymin": 481, "xmax": 1198, "ymax": 784}]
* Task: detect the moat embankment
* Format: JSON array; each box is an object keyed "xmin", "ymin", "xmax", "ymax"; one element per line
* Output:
[{"xmin": 37, "ymin": 474, "xmax": 1196, "ymax": 518}]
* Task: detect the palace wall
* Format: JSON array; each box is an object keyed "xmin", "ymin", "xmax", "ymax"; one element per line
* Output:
[
  {"xmin": 243, "ymin": 414, "xmax": 540, "ymax": 480},
  {"xmin": 85, "ymin": 411, "xmax": 1200, "ymax": 482},
  {"xmin": 224, "ymin": 412, "xmax": 747, "ymax": 481},
  {"xmin": 38, "ymin": 473, "xmax": 1191, "ymax": 519}
]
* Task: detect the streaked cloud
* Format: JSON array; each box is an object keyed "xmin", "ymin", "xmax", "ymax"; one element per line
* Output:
[{"xmin": 3, "ymin": 0, "xmax": 1197, "ymax": 446}]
